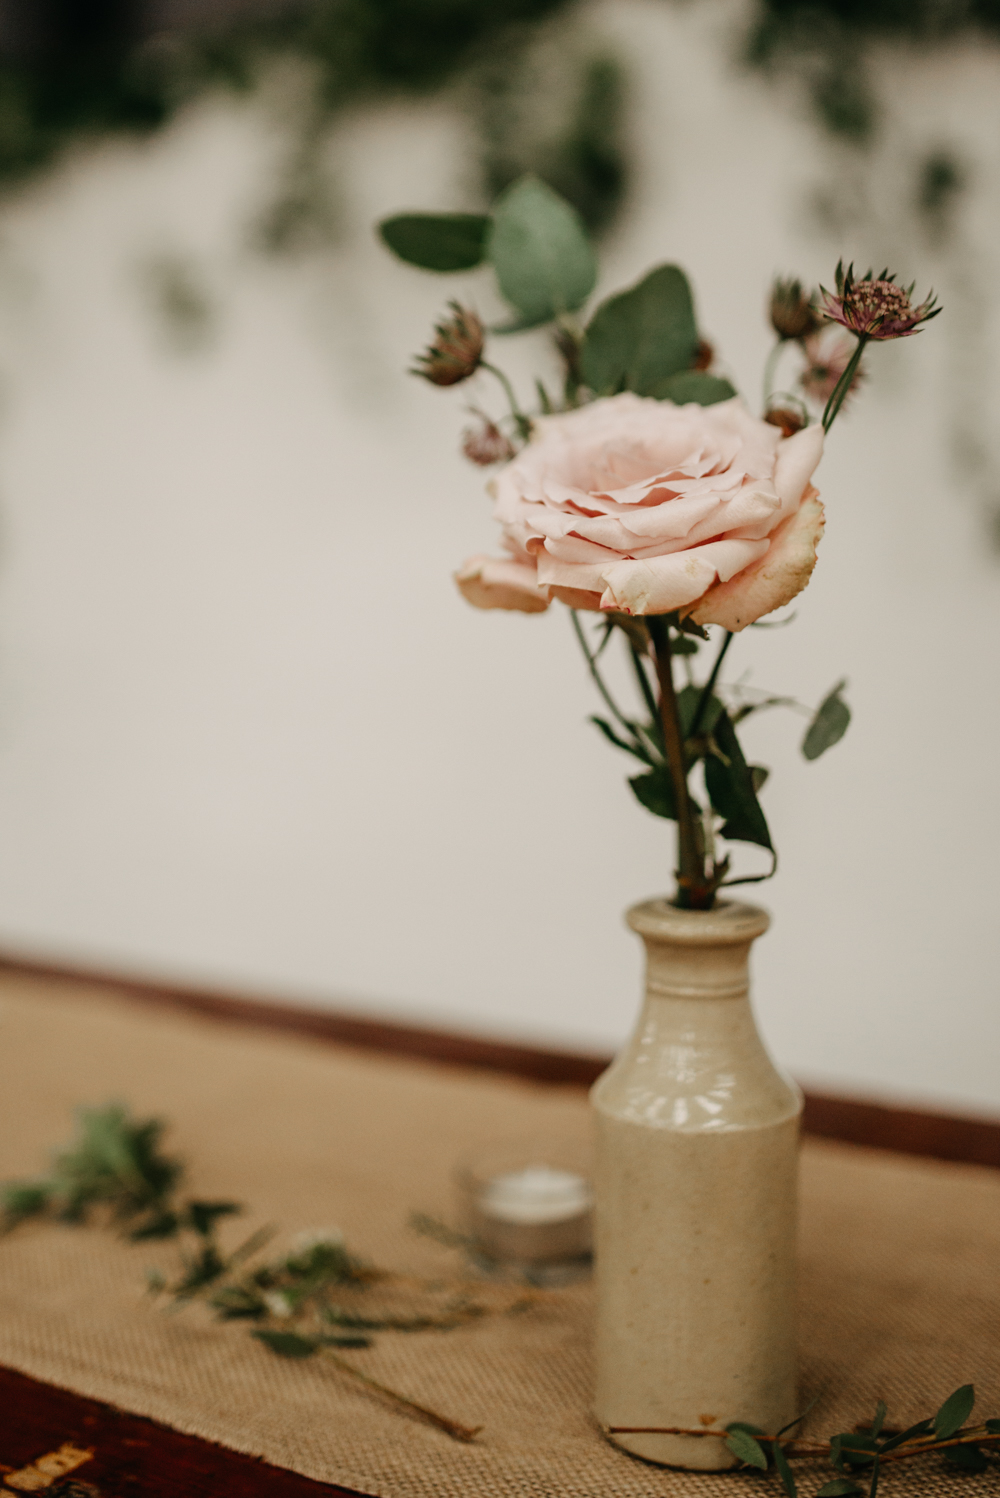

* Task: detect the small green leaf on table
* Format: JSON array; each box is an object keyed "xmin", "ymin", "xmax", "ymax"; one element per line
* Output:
[
  {"xmin": 773, "ymin": 1441, "xmax": 798, "ymax": 1497},
  {"xmin": 933, "ymin": 1383, "xmax": 975, "ymax": 1439},
  {"xmin": 378, "ymin": 213, "xmax": 489, "ymax": 271},
  {"xmin": 485, "ymin": 175, "xmax": 596, "ymax": 329},
  {"xmin": 944, "ymin": 1443, "xmax": 989, "ymax": 1472},
  {"xmin": 253, "ymin": 1330, "xmax": 318, "ymax": 1358},
  {"xmin": 581, "ymin": 264, "xmax": 699, "ymax": 396},
  {"xmin": 802, "ymin": 679, "xmax": 851, "ymax": 761},
  {"xmin": 724, "ymin": 1424, "xmax": 768, "ymax": 1469}
]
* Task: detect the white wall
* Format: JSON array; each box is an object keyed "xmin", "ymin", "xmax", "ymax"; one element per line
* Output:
[{"xmin": 0, "ymin": 0, "xmax": 997, "ymax": 1114}]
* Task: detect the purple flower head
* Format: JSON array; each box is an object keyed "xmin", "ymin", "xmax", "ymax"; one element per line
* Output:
[{"xmin": 818, "ymin": 263, "xmax": 940, "ymax": 340}]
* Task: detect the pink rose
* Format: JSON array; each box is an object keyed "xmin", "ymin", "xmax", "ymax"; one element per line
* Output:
[{"xmin": 455, "ymin": 392, "xmax": 825, "ymax": 631}]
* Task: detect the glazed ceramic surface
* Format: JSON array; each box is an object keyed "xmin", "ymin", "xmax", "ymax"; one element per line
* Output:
[{"xmin": 591, "ymin": 898, "xmax": 801, "ymax": 1470}]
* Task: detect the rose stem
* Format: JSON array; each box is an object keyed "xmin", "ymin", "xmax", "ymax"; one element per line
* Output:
[
  {"xmin": 821, "ymin": 334, "xmax": 868, "ymax": 433},
  {"xmin": 688, "ymin": 630, "xmax": 733, "ymax": 741},
  {"xmin": 647, "ymin": 617, "xmax": 710, "ymax": 909},
  {"xmin": 322, "ymin": 1350, "xmax": 482, "ymax": 1443}
]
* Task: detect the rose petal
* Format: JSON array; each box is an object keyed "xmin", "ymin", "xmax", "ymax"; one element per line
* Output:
[
  {"xmin": 689, "ymin": 487, "xmax": 825, "ymax": 631},
  {"xmin": 454, "ymin": 555, "xmax": 550, "ymax": 614},
  {"xmin": 773, "ymin": 424, "xmax": 824, "ymax": 513},
  {"xmin": 598, "ymin": 537, "xmax": 770, "ymax": 616}
]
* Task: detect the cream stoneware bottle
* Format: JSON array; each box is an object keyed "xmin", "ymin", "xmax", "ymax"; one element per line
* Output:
[{"xmin": 591, "ymin": 897, "xmax": 801, "ymax": 1470}]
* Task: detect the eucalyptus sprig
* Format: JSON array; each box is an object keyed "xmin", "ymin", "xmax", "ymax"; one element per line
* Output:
[
  {"xmin": 609, "ymin": 1384, "xmax": 999, "ymax": 1494},
  {"xmin": 0, "ymin": 1105, "xmax": 532, "ymax": 1444}
]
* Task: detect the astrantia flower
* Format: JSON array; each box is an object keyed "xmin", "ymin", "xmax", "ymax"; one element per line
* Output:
[
  {"xmin": 455, "ymin": 392, "xmax": 825, "ymax": 632},
  {"xmin": 769, "ymin": 277, "xmax": 821, "ymax": 341},
  {"xmin": 412, "ymin": 302, "xmax": 484, "ymax": 386},
  {"xmin": 818, "ymin": 263, "xmax": 940, "ymax": 340},
  {"xmin": 461, "ymin": 416, "xmax": 516, "ymax": 466}
]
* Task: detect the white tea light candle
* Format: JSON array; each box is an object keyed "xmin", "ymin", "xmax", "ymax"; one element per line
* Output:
[{"xmin": 458, "ymin": 1145, "xmax": 593, "ymax": 1266}]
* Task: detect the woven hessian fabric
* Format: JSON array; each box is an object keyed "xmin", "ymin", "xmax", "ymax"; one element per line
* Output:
[{"xmin": 0, "ymin": 973, "xmax": 997, "ymax": 1497}]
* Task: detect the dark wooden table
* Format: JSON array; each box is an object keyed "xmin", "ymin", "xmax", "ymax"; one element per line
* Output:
[{"xmin": 0, "ymin": 1367, "xmax": 372, "ymax": 1497}]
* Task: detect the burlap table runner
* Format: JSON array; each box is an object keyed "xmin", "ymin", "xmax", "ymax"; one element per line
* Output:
[{"xmin": 0, "ymin": 973, "xmax": 996, "ymax": 1497}]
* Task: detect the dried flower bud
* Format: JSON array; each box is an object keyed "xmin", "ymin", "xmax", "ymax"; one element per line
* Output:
[
  {"xmin": 818, "ymin": 262, "xmax": 940, "ymax": 340},
  {"xmin": 461, "ymin": 417, "xmax": 516, "ymax": 466},
  {"xmin": 692, "ymin": 339, "xmax": 714, "ymax": 371},
  {"xmin": 769, "ymin": 277, "xmax": 821, "ymax": 341},
  {"xmin": 800, "ymin": 330, "xmax": 865, "ymax": 406},
  {"xmin": 412, "ymin": 302, "xmax": 484, "ymax": 386},
  {"xmin": 764, "ymin": 406, "xmax": 805, "ymax": 439}
]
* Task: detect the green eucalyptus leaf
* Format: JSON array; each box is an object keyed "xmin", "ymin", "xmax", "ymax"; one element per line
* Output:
[
  {"xmin": 253, "ymin": 1330, "xmax": 318, "ymax": 1358},
  {"xmin": 128, "ymin": 1209, "xmax": 180, "ymax": 1241},
  {"xmin": 878, "ymin": 1418, "xmax": 932, "ymax": 1454},
  {"xmin": 802, "ymin": 679, "xmax": 851, "ymax": 761},
  {"xmin": 628, "ymin": 765, "xmax": 676, "ymax": 821},
  {"xmin": 834, "ymin": 1434, "xmax": 879, "ymax": 1468},
  {"xmin": 985, "ymin": 1418, "xmax": 1000, "ymax": 1434},
  {"xmin": 581, "ymin": 264, "xmax": 699, "ymax": 396},
  {"xmin": 705, "ymin": 710, "xmax": 773, "ymax": 850},
  {"xmin": 318, "ymin": 1333, "xmax": 372, "ymax": 1349},
  {"xmin": 815, "ymin": 1483, "xmax": 863, "ymax": 1497},
  {"xmin": 724, "ymin": 1427, "xmax": 768, "ymax": 1469},
  {"xmin": 773, "ymin": 1441, "xmax": 797, "ymax": 1497},
  {"xmin": 378, "ymin": 213, "xmax": 488, "ymax": 271},
  {"xmin": 186, "ymin": 1200, "xmax": 242, "ymax": 1238},
  {"xmin": 650, "ymin": 372, "xmax": 737, "ymax": 406},
  {"xmin": 870, "ymin": 1400, "xmax": 887, "ymax": 1439},
  {"xmin": 589, "ymin": 715, "xmax": 652, "ymax": 764},
  {"xmin": 485, "ymin": 175, "xmax": 596, "ymax": 328},
  {"xmin": 750, "ymin": 764, "xmax": 769, "ymax": 793},
  {"xmin": 677, "ymin": 683, "xmax": 723, "ymax": 739},
  {"xmin": 671, "ymin": 634, "xmax": 700, "ymax": 656},
  {"xmin": 944, "ymin": 1443, "xmax": 989, "ymax": 1472},
  {"xmin": 1, "ymin": 1182, "xmax": 53, "ymax": 1222},
  {"xmin": 933, "ymin": 1383, "xmax": 975, "ymax": 1439}
]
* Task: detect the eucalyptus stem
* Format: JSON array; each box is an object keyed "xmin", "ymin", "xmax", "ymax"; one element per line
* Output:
[
  {"xmin": 647, "ymin": 617, "xmax": 710, "ymax": 909},
  {"xmin": 323, "ymin": 1350, "xmax": 482, "ymax": 1442},
  {"xmin": 606, "ymin": 1423, "xmax": 1000, "ymax": 1466},
  {"xmin": 822, "ymin": 335, "xmax": 868, "ymax": 433},
  {"xmin": 481, "ymin": 361, "xmax": 531, "ymax": 440}
]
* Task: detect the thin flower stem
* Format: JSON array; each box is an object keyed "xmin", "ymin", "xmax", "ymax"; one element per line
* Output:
[
  {"xmin": 481, "ymin": 361, "xmax": 531, "ymax": 440},
  {"xmin": 689, "ymin": 630, "xmax": 733, "ymax": 740},
  {"xmin": 323, "ymin": 1350, "xmax": 482, "ymax": 1442},
  {"xmin": 647, "ymin": 617, "xmax": 710, "ymax": 908},
  {"xmin": 570, "ymin": 612, "xmax": 641, "ymax": 746},
  {"xmin": 762, "ymin": 339, "xmax": 784, "ymax": 405},
  {"xmin": 822, "ymin": 335, "xmax": 867, "ymax": 433},
  {"xmin": 628, "ymin": 646, "xmax": 661, "ymax": 740}
]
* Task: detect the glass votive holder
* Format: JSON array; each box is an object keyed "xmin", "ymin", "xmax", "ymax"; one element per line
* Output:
[{"xmin": 455, "ymin": 1136, "xmax": 593, "ymax": 1275}]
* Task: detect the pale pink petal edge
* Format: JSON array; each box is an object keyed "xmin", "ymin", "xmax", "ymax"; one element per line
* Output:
[{"xmin": 688, "ymin": 488, "xmax": 825, "ymax": 632}]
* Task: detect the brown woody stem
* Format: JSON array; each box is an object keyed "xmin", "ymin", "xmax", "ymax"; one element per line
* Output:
[
  {"xmin": 323, "ymin": 1351, "xmax": 482, "ymax": 1442},
  {"xmin": 606, "ymin": 1424, "xmax": 1000, "ymax": 1466},
  {"xmin": 647, "ymin": 617, "xmax": 712, "ymax": 909}
]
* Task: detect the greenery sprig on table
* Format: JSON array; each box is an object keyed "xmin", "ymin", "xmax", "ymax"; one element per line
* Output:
[
  {"xmin": 0, "ymin": 1104, "xmax": 536, "ymax": 1443},
  {"xmin": 610, "ymin": 1384, "xmax": 1000, "ymax": 1493},
  {"xmin": 380, "ymin": 178, "xmax": 939, "ymax": 908}
]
